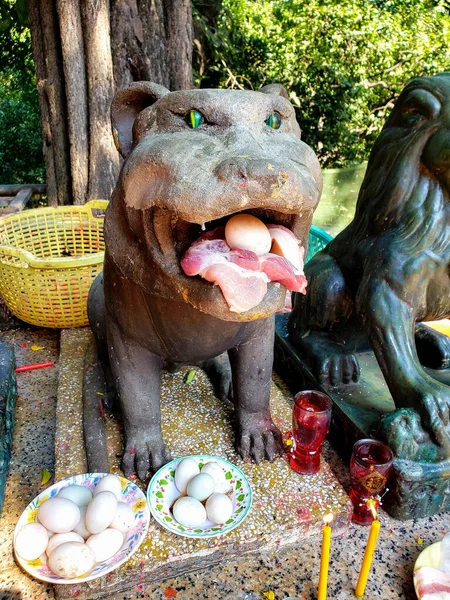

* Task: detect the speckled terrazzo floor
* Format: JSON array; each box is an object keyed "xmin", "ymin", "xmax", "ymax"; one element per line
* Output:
[{"xmin": 1, "ymin": 324, "xmax": 449, "ymax": 600}]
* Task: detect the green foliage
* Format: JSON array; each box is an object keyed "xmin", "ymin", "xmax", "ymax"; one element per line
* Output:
[
  {"xmin": 0, "ymin": 1, "xmax": 44, "ymax": 184},
  {"xmin": 0, "ymin": 68, "xmax": 44, "ymax": 184},
  {"xmin": 194, "ymin": 0, "xmax": 450, "ymax": 167},
  {"xmin": 0, "ymin": 0, "xmax": 32, "ymax": 81}
]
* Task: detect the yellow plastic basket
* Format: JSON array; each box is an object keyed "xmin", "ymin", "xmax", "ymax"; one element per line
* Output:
[{"xmin": 0, "ymin": 200, "xmax": 108, "ymax": 328}]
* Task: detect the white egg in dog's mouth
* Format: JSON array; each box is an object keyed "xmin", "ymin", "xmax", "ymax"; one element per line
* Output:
[{"xmin": 180, "ymin": 212, "xmax": 306, "ymax": 313}]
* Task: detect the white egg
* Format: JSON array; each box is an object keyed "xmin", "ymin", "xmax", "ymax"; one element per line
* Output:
[
  {"xmin": 205, "ymin": 493, "xmax": 233, "ymax": 524},
  {"xmin": 85, "ymin": 491, "xmax": 118, "ymax": 534},
  {"xmin": 186, "ymin": 473, "xmax": 215, "ymax": 501},
  {"xmin": 174, "ymin": 458, "xmax": 200, "ymax": 494},
  {"xmin": 109, "ymin": 502, "xmax": 135, "ymax": 533},
  {"xmin": 47, "ymin": 541, "xmax": 95, "ymax": 579},
  {"xmin": 225, "ymin": 214, "xmax": 272, "ymax": 256},
  {"xmin": 268, "ymin": 224, "xmax": 303, "ymax": 271},
  {"xmin": 46, "ymin": 531, "xmax": 84, "ymax": 557},
  {"xmin": 172, "ymin": 496, "xmax": 206, "ymax": 528},
  {"xmin": 93, "ymin": 474, "xmax": 122, "ymax": 500},
  {"xmin": 58, "ymin": 485, "xmax": 92, "ymax": 507},
  {"xmin": 86, "ymin": 528, "xmax": 124, "ymax": 563},
  {"xmin": 15, "ymin": 522, "xmax": 48, "ymax": 561},
  {"xmin": 73, "ymin": 506, "xmax": 90, "ymax": 539},
  {"xmin": 37, "ymin": 497, "xmax": 81, "ymax": 533},
  {"xmin": 201, "ymin": 461, "xmax": 232, "ymax": 494}
]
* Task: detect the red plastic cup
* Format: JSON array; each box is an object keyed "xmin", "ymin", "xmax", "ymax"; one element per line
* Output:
[
  {"xmin": 350, "ymin": 438, "xmax": 393, "ymax": 525},
  {"xmin": 288, "ymin": 390, "xmax": 332, "ymax": 475}
]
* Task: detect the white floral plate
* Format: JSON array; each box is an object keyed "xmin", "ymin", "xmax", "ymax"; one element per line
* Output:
[
  {"xmin": 147, "ymin": 455, "xmax": 252, "ymax": 538},
  {"xmin": 13, "ymin": 472, "xmax": 150, "ymax": 584}
]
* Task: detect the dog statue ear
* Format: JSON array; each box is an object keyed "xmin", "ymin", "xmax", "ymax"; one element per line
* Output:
[
  {"xmin": 259, "ymin": 83, "xmax": 289, "ymax": 99},
  {"xmin": 111, "ymin": 82, "xmax": 170, "ymax": 158}
]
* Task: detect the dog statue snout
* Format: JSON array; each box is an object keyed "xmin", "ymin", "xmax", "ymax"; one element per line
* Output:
[{"xmin": 214, "ymin": 158, "xmax": 284, "ymax": 185}]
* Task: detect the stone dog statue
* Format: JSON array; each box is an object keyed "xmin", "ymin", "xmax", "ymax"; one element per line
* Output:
[
  {"xmin": 289, "ymin": 72, "xmax": 450, "ymax": 461},
  {"xmin": 88, "ymin": 82, "xmax": 322, "ymax": 479}
]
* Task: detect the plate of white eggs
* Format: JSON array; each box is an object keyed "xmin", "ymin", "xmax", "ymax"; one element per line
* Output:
[
  {"xmin": 13, "ymin": 472, "xmax": 150, "ymax": 584},
  {"xmin": 147, "ymin": 455, "xmax": 252, "ymax": 539}
]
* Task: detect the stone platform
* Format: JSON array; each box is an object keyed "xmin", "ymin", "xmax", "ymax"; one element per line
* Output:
[
  {"xmin": 274, "ymin": 313, "xmax": 450, "ymax": 521},
  {"xmin": 54, "ymin": 328, "xmax": 351, "ymax": 599}
]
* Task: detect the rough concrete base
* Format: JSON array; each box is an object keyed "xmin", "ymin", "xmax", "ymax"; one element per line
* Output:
[{"xmin": 54, "ymin": 328, "xmax": 351, "ymax": 599}]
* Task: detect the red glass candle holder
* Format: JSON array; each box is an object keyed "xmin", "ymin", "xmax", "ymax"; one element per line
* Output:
[
  {"xmin": 288, "ymin": 390, "xmax": 332, "ymax": 475},
  {"xmin": 350, "ymin": 438, "xmax": 393, "ymax": 526}
]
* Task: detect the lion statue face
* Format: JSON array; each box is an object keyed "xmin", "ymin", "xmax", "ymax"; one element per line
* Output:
[{"xmin": 351, "ymin": 72, "xmax": 450, "ymax": 255}]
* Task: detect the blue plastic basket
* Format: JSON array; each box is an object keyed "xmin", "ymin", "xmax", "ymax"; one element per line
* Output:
[{"xmin": 306, "ymin": 225, "xmax": 333, "ymax": 263}]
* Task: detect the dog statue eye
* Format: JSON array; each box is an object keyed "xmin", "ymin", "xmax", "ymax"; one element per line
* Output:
[
  {"xmin": 186, "ymin": 110, "xmax": 204, "ymax": 129},
  {"xmin": 266, "ymin": 113, "xmax": 282, "ymax": 129}
]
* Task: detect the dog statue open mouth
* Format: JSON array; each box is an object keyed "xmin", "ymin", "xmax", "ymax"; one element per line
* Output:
[
  {"xmin": 88, "ymin": 81, "xmax": 322, "ymax": 479},
  {"xmin": 180, "ymin": 221, "xmax": 307, "ymax": 313}
]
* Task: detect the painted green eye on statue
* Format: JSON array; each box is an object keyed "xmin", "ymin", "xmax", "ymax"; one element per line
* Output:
[
  {"xmin": 187, "ymin": 110, "xmax": 204, "ymax": 129},
  {"xmin": 401, "ymin": 109, "xmax": 424, "ymax": 127},
  {"xmin": 266, "ymin": 113, "xmax": 282, "ymax": 130}
]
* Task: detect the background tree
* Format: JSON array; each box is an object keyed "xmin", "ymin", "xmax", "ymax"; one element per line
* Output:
[
  {"xmin": 0, "ymin": 0, "xmax": 44, "ymax": 185},
  {"xmin": 27, "ymin": 0, "xmax": 193, "ymax": 206},
  {"xmin": 194, "ymin": 0, "xmax": 450, "ymax": 167},
  {"xmin": 1, "ymin": 0, "xmax": 449, "ymax": 197}
]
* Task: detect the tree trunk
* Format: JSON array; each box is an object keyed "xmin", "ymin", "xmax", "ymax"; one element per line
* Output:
[
  {"xmin": 38, "ymin": 0, "xmax": 72, "ymax": 205},
  {"xmin": 110, "ymin": 0, "xmax": 165, "ymax": 89},
  {"xmin": 28, "ymin": 0, "xmax": 57, "ymax": 207},
  {"xmin": 28, "ymin": 0, "xmax": 193, "ymax": 205},
  {"xmin": 29, "ymin": 0, "xmax": 71, "ymax": 206},
  {"xmin": 81, "ymin": 1, "xmax": 120, "ymax": 200},
  {"xmin": 164, "ymin": 0, "xmax": 193, "ymax": 90},
  {"xmin": 56, "ymin": 0, "xmax": 89, "ymax": 205},
  {"xmin": 110, "ymin": 0, "xmax": 193, "ymax": 91}
]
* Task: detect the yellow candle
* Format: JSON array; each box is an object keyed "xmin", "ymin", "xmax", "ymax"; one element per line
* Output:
[
  {"xmin": 355, "ymin": 518, "xmax": 381, "ymax": 598},
  {"xmin": 318, "ymin": 514, "xmax": 333, "ymax": 600}
]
